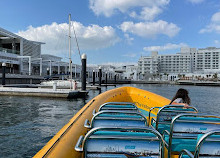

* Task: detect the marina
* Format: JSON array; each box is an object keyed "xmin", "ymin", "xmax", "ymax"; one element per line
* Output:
[
  {"xmin": 0, "ymin": 84, "xmax": 220, "ymax": 157},
  {"xmin": 1, "ymin": 0, "xmax": 220, "ymax": 157}
]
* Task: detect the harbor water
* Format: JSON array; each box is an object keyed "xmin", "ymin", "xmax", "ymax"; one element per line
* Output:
[{"xmin": 0, "ymin": 84, "xmax": 220, "ymax": 157}]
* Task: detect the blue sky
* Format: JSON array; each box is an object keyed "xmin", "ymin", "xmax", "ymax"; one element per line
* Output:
[{"xmin": 1, "ymin": 0, "xmax": 220, "ymax": 66}]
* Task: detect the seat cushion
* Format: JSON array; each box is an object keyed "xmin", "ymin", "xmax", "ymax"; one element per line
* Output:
[{"xmin": 164, "ymin": 135, "xmax": 197, "ymax": 152}]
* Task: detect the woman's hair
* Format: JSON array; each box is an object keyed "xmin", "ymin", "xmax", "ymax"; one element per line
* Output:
[{"xmin": 169, "ymin": 88, "xmax": 191, "ymax": 105}]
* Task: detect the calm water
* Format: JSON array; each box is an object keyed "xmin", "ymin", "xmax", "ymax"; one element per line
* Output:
[{"xmin": 0, "ymin": 84, "xmax": 219, "ymax": 157}]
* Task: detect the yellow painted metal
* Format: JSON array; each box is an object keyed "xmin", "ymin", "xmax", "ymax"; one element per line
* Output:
[{"xmin": 34, "ymin": 86, "xmax": 170, "ymax": 158}]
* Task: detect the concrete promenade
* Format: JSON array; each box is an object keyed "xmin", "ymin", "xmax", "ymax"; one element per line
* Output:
[{"xmin": 176, "ymin": 80, "xmax": 220, "ymax": 86}]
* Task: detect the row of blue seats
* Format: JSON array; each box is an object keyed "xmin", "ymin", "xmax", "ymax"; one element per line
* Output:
[
  {"xmin": 149, "ymin": 105, "xmax": 220, "ymax": 157},
  {"xmin": 75, "ymin": 102, "xmax": 220, "ymax": 158},
  {"xmin": 75, "ymin": 102, "xmax": 163, "ymax": 157}
]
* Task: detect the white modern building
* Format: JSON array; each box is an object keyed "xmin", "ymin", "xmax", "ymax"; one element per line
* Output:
[
  {"xmin": 138, "ymin": 51, "xmax": 159, "ymax": 80},
  {"xmin": 138, "ymin": 47, "xmax": 220, "ymax": 80},
  {"xmin": 0, "ymin": 27, "xmax": 44, "ymax": 75},
  {"xmin": 123, "ymin": 65, "xmax": 138, "ymax": 80},
  {"xmin": 158, "ymin": 48, "xmax": 193, "ymax": 74},
  {"xmin": 195, "ymin": 47, "xmax": 220, "ymax": 73}
]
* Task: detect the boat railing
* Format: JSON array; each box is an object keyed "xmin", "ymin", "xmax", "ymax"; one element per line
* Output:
[
  {"xmin": 84, "ymin": 110, "xmax": 148, "ymax": 129},
  {"xmin": 75, "ymin": 127, "xmax": 165, "ymax": 158},
  {"xmin": 149, "ymin": 105, "xmax": 198, "ymax": 133},
  {"xmin": 164, "ymin": 114, "xmax": 220, "ymax": 157},
  {"xmin": 178, "ymin": 130, "xmax": 220, "ymax": 158},
  {"xmin": 97, "ymin": 102, "xmax": 138, "ymax": 112}
]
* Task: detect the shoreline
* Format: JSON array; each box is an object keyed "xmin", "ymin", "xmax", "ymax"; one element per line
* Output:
[{"xmin": 131, "ymin": 80, "xmax": 220, "ymax": 86}]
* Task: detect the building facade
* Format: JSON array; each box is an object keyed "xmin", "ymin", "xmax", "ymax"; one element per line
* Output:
[
  {"xmin": 138, "ymin": 52, "xmax": 158, "ymax": 79},
  {"xmin": 195, "ymin": 47, "xmax": 220, "ymax": 73},
  {"xmin": 0, "ymin": 27, "xmax": 44, "ymax": 75},
  {"xmin": 158, "ymin": 50, "xmax": 192, "ymax": 74},
  {"xmin": 138, "ymin": 47, "xmax": 220, "ymax": 79}
]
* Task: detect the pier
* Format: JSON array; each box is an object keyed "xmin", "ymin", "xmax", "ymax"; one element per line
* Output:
[{"xmin": 177, "ymin": 80, "xmax": 220, "ymax": 86}]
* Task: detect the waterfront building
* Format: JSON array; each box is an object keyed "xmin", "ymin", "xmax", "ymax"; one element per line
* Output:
[
  {"xmin": 138, "ymin": 51, "xmax": 158, "ymax": 80},
  {"xmin": 138, "ymin": 47, "xmax": 220, "ymax": 80},
  {"xmin": 0, "ymin": 27, "xmax": 44, "ymax": 75},
  {"xmin": 97, "ymin": 65, "xmax": 116, "ymax": 80},
  {"xmin": 195, "ymin": 47, "xmax": 220, "ymax": 73},
  {"xmin": 158, "ymin": 48, "xmax": 193, "ymax": 74},
  {"xmin": 41, "ymin": 54, "xmax": 67, "ymax": 76},
  {"xmin": 123, "ymin": 65, "xmax": 138, "ymax": 80}
]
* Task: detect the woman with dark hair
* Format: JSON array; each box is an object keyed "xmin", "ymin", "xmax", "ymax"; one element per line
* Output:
[{"xmin": 170, "ymin": 88, "xmax": 190, "ymax": 107}]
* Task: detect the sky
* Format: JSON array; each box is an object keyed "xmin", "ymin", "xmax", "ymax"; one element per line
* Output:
[{"xmin": 1, "ymin": 0, "xmax": 220, "ymax": 66}]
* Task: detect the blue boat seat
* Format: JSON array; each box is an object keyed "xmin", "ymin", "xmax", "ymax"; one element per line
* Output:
[
  {"xmin": 84, "ymin": 110, "xmax": 148, "ymax": 128},
  {"xmin": 149, "ymin": 105, "xmax": 198, "ymax": 134},
  {"xmin": 179, "ymin": 130, "xmax": 220, "ymax": 158},
  {"xmin": 75, "ymin": 127, "xmax": 165, "ymax": 158},
  {"xmin": 98, "ymin": 102, "xmax": 139, "ymax": 112},
  {"xmin": 164, "ymin": 114, "xmax": 220, "ymax": 157}
]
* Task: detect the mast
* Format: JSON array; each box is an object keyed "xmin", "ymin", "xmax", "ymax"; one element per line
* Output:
[{"xmin": 69, "ymin": 14, "xmax": 72, "ymax": 89}]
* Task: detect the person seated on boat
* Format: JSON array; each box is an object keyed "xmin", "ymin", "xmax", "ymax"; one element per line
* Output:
[{"xmin": 170, "ymin": 88, "xmax": 190, "ymax": 108}]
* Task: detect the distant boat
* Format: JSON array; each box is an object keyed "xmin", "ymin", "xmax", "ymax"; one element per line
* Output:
[{"xmin": 40, "ymin": 79, "xmax": 81, "ymax": 89}]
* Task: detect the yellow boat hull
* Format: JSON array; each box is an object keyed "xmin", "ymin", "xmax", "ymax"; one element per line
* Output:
[{"xmin": 34, "ymin": 86, "xmax": 170, "ymax": 158}]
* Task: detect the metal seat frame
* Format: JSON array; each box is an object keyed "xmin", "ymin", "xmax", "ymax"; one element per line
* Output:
[
  {"xmin": 94, "ymin": 102, "xmax": 138, "ymax": 113},
  {"xmin": 178, "ymin": 130, "xmax": 220, "ymax": 158},
  {"xmin": 84, "ymin": 110, "xmax": 148, "ymax": 128},
  {"xmin": 75, "ymin": 127, "xmax": 165, "ymax": 158},
  {"xmin": 164, "ymin": 114, "xmax": 220, "ymax": 158},
  {"xmin": 148, "ymin": 105, "xmax": 198, "ymax": 129}
]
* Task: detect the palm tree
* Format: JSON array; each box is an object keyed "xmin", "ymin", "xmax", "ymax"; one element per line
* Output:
[{"xmin": 213, "ymin": 73, "xmax": 218, "ymax": 81}]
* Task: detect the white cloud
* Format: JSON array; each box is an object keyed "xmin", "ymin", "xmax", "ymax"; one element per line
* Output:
[
  {"xmin": 139, "ymin": 7, "xmax": 162, "ymax": 21},
  {"xmin": 200, "ymin": 24, "xmax": 220, "ymax": 33},
  {"xmin": 124, "ymin": 33, "xmax": 134, "ymax": 45},
  {"xmin": 211, "ymin": 12, "xmax": 220, "ymax": 23},
  {"xmin": 143, "ymin": 43, "xmax": 188, "ymax": 52},
  {"xmin": 187, "ymin": 0, "xmax": 205, "ymax": 4},
  {"xmin": 130, "ymin": 7, "xmax": 162, "ymax": 21},
  {"xmin": 17, "ymin": 22, "xmax": 120, "ymax": 56},
  {"xmin": 89, "ymin": 0, "xmax": 169, "ymax": 20},
  {"xmin": 214, "ymin": 40, "xmax": 220, "ymax": 46},
  {"xmin": 200, "ymin": 12, "xmax": 220, "ymax": 34},
  {"xmin": 120, "ymin": 20, "xmax": 180, "ymax": 38}
]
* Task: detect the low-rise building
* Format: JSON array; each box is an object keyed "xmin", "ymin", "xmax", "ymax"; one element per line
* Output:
[{"xmin": 0, "ymin": 27, "xmax": 44, "ymax": 75}]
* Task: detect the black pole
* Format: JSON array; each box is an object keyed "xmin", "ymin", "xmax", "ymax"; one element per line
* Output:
[
  {"xmin": 99, "ymin": 67, "xmax": 102, "ymax": 86},
  {"xmin": 105, "ymin": 73, "xmax": 108, "ymax": 85},
  {"xmin": 81, "ymin": 54, "xmax": 87, "ymax": 91},
  {"xmin": 2, "ymin": 63, "xmax": 6, "ymax": 85},
  {"xmin": 114, "ymin": 74, "xmax": 117, "ymax": 84},
  {"xmin": 92, "ymin": 70, "xmax": 95, "ymax": 85}
]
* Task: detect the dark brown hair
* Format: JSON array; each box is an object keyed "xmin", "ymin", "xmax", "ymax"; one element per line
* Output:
[{"xmin": 170, "ymin": 88, "xmax": 191, "ymax": 105}]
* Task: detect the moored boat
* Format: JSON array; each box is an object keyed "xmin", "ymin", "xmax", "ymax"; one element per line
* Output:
[
  {"xmin": 40, "ymin": 79, "xmax": 81, "ymax": 89},
  {"xmin": 34, "ymin": 86, "xmax": 220, "ymax": 158}
]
